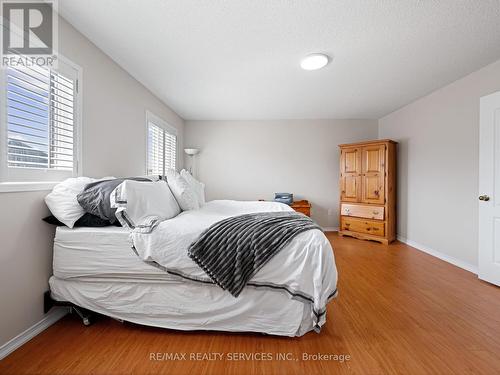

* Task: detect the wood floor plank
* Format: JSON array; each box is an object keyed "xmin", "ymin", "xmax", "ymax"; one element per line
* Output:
[{"xmin": 1, "ymin": 233, "xmax": 499, "ymax": 375}]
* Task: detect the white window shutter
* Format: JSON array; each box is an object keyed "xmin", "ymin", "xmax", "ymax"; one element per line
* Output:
[
  {"xmin": 6, "ymin": 66, "xmax": 50, "ymax": 169},
  {"xmin": 164, "ymin": 131, "xmax": 176, "ymax": 171},
  {"xmin": 50, "ymin": 70, "xmax": 75, "ymax": 170},
  {"xmin": 5, "ymin": 61, "xmax": 78, "ymax": 179},
  {"xmin": 146, "ymin": 113, "xmax": 177, "ymax": 176},
  {"xmin": 147, "ymin": 123, "xmax": 164, "ymax": 175}
]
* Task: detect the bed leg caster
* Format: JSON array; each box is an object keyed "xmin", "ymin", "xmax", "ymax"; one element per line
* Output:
[{"xmin": 70, "ymin": 306, "xmax": 94, "ymax": 326}]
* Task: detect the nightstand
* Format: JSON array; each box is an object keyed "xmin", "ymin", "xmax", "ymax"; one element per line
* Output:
[{"xmin": 291, "ymin": 200, "xmax": 311, "ymax": 217}]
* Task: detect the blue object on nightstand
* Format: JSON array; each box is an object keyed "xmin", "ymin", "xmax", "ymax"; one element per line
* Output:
[{"xmin": 274, "ymin": 193, "xmax": 293, "ymax": 205}]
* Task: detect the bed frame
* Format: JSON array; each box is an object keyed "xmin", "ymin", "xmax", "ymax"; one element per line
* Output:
[{"xmin": 44, "ymin": 290, "xmax": 97, "ymax": 326}]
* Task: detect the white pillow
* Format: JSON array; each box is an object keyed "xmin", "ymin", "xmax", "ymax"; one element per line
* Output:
[
  {"xmin": 45, "ymin": 177, "xmax": 96, "ymax": 228},
  {"xmin": 111, "ymin": 180, "xmax": 180, "ymax": 231},
  {"xmin": 45, "ymin": 176, "xmax": 116, "ymax": 228},
  {"xmin": 166, "ymin": 169, "xmax": 200, "ymax": 211},
  {"xmin": 180, "ymin": 169, "xmax": 205, "ymax": 206}
]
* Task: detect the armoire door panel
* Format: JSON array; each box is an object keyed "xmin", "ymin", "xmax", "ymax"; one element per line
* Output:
[
  {"xmin": 340, "ymin": 147, "xmax": 361, "ymax": 202},
  {"xmin": 361, "ymin": 144, "xmax": 385, "ymax": 204},
  {"xmin": 362, "ymin": 175, "xmax": 384, "ymax": 204},
  {"xmin": 341, "ymin": 175, "xmax": 360, "ymax": 202},
  {"xmin": 342, "ymin": 147, "xmax": 360, "ymax": 174},
  {"xmin": 365, "ymin": 149, "xmax": 381, "ymax": 172},
  {"xmin": 362, "ymin": 145, "xmax": 385, "ymax": 174}
]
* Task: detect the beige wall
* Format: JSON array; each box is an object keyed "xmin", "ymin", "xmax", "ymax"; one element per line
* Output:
[
  {"xmin": 379, "ymin": 59, "xmax": 500, "ymax": 268},
  {"xmin": 184, "ymin": 120, "xmax": 378, "ymax": 228},
  {"xmin": 0, "ymin": 18, "xmax": 184, "ymax": 347}
]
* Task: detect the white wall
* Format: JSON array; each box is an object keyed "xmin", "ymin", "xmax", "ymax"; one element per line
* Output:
[
  {"xmin": 0, "ymin": 17, "xmax": 184, "ymax": 348},
  {"xmin": 185, "ymin": 120, "xmax": 378, "ymax": 228},
  {"xmin": 379, "ymin": 59, "xmax": 500, "ymax": 268}
]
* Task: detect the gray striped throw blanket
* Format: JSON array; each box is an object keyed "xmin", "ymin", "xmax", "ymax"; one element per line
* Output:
[{"xmin": 188, "ymin": 211, "xmax": 322, "ymax": 297}]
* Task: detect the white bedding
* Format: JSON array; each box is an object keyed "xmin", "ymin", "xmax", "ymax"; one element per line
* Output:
[
  {"xmin": 53, "ymin": 226, "xmax": 175, "ymax": 281},
  {"xmin": 49, "ymin": 276, "xmax": 313, "ymax": 336},
  {"xmin": 131, "ymin": 200, "xmax": 338, "ymax": 330}
]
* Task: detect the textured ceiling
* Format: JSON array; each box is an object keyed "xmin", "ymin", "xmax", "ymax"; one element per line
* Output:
[{"xmin": 59, "ymin": 0, "xmax": 500, "ymax": 120}]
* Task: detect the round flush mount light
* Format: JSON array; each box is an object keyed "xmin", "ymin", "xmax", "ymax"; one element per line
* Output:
[{"xmin": 300, "ymin": 53, "xmax": 330, "ymax": 71}]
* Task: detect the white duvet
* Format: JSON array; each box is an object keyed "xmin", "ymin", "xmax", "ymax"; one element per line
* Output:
[{"xmin": 131, "ymin": 200, "xmax": 338, "ymax": 330}]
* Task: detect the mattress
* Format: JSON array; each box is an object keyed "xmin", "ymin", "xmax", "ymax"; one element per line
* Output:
[
  {"xmin": 49, "ymin": 276, "xmax": 314, "ymax": 336},
  {"xmin": 53, "ymin": 226, "xmax": 175, "ymax": 281}
]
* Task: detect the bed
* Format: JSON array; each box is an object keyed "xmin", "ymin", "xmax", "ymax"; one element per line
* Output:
[{"xmin": 48, "ymin": 200, "xmax": 338, "ymax": 337}]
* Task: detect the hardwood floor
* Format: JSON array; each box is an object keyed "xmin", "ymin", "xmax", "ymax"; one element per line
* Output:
[{"xmin": 1, "ymin": 232, "xmax": 499, "ymax": 375}]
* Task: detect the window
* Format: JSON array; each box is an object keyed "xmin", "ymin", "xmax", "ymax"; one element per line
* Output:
[
  {"xmin": 0, "ymin": 57, "xmax": 81, "ymax": 185},
  {"xmin": 146, "ymin": 111, "xmax": 177, "ymax": 176}
]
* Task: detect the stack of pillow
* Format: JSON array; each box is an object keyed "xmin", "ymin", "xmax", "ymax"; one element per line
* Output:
[{"xmin": 44, "ymin": 169, "xmax": 205, "ymax": 229}]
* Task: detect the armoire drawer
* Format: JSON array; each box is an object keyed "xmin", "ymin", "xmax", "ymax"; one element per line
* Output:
[
  {"xmin": 341, "ymin": 204, "xmax": 384, "ymax": 220},
  {"xmin": 341, "ymin": 216, "xmax": 385, "ymax": 237}
]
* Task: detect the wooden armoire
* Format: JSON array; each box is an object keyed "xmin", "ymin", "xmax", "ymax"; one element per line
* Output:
[{"xmin": 338, "ymin": 139, "xmax": 397, "ymax": 244}]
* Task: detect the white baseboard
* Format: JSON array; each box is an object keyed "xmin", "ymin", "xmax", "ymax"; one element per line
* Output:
[
  {"xmin": 322, "ymin": 226, "xmax": 339, "ymax": 232},
  {"xmin": 397, "ymin": 236, "xmax": 478, "ymax": 274},
  {"xmin": 0, "ymin": 308, "xmax": 68, "ymax": 360}
]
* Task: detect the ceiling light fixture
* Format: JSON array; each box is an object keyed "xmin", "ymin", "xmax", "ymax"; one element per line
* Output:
[{"xmin": 300, "ymin": 53, "xmax": 330, "ymax": 71}]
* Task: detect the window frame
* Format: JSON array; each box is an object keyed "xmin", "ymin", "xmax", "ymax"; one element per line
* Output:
[
  {"xmin": 145, "ymin": 110, "xmax": 178, "ymax": 177},
  {"xmin": 0, "ymin": 54, "xmax": 83, "ymax": 192}
]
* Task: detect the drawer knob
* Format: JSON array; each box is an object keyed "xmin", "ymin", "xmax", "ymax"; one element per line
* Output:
[{"xmin": 373, "ymin": 211, "xmax": 378, "ymax": 215}]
